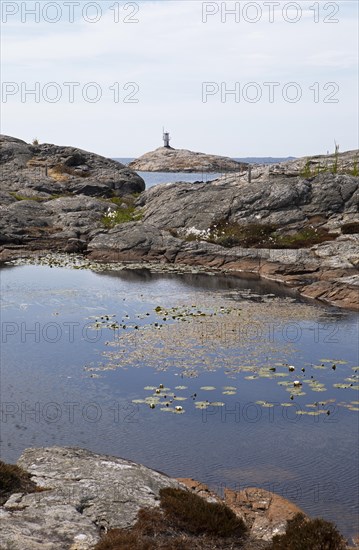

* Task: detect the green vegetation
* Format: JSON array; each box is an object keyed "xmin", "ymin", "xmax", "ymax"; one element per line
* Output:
[
  {"xmin": 10, "ymin": 192, "xmax": 45, "ymax": 202},
  {"xmin": 299, "ymin": 155, "xmax": 359, "ymax": 178},
  {"xmin": 209, "ymin": 221, "xmax": 277, "ymax": 248},
  {"xmin": 202, "ymin": 220, "xmax": 337, "ymax": 249},
  {"xmin": 350, "ymin": 161, "xmax": 359, "ymax": 176},
  {"xmin": 94, "ymin": 488, "xmax": 248, "ymax": 550},
  {"xmin": 0, "ymin": 461, "xmax": 38, "ymax": 505},
  {"xmin": 269, "ymin": 513, "xmax": 346, "ymax": 550},
  {"xmin": 102, "ymin": 195, "xmax": 143, "ymax": 228},
  {"xmin": 273, "ymin": 227, "xmax": 337, "ymax": 248}
]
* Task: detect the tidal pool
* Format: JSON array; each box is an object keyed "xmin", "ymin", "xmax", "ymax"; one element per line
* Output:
[{"xmin": 0, "ymin": 263, "xmax": 358, "ymax": 538}]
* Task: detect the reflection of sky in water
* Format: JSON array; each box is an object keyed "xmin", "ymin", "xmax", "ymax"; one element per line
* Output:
[{"xmin": 0, "ymin": 265, "xmax": 358, "ymax": 538}]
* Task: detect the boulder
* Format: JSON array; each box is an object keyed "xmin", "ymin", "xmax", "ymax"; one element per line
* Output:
[
  {"xmin": 0, "ymin": 446, "xmax": 183, "ymax": 550},
  {"xmin": 0, "ymin": 135, "xmax": 145, "ymax": 198}
]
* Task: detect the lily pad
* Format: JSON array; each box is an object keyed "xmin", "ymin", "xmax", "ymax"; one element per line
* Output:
[{"xmin": 195, "ymin": 401, "xmax": 210, "ymax": 409}]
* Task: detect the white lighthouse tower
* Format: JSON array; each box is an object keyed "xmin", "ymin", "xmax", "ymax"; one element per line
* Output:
[{"xmin": 162, "ymin": 128, "xmax": 171, "ymax": 148}]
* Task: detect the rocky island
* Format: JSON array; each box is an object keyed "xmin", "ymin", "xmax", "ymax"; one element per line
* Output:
[
  {"xmin": 0, "ymin": 134, "xmax": 358, "ymax": 310},
  {"xmin": 128, "ymin": 145, "xmax": 247, "ymax": 172}
]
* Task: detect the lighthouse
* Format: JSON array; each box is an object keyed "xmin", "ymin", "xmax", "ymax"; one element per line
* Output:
[{"xmin": 163, "ymin": 129, "xmax": 171, "ymax": 148}]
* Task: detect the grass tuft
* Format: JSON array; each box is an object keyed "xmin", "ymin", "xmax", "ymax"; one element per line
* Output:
[
  {"xmin": 0, "ymin": 461, "xmax": 38, "ymax": 505},
  {"xmin": 102, "ymin": 195, "xmax": 143, "ymax": 228},
  {"xmin": 10, "ymin": 192, "xmax": 46, "ymax": 202}
]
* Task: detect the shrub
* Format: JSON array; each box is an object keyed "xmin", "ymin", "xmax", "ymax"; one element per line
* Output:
[
  {"xmin": 94, "ymin": 488, "xmax": 248, "ymax": 550},
  {"xmin": 269, "ymin": 513, "xmax": 346, "ymax": 550},
  {"xmin": 159, "ymin": 487, "xmax": 247, "ymax": 538}
]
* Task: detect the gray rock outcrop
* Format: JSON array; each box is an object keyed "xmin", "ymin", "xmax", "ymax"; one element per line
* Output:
[
  {"xmin": 136, "ymin": 173, "xmax": 358, "ymax": 230},
  {"xmin": 0, "ymin": 134, "xmax": 145, "ymax": 199},
  {"xmin": 1, "ymin": 135, "xmax": 358, "ymax": 310},
  {"xmin": 128, "ymin": 146, "xmax": 247, "ymax": 172},
  {"xmin": 0, "ymin": 447, "xmax": 182, "ymax": 549}
]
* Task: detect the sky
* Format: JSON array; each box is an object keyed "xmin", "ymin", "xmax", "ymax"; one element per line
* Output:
[{"xmin": 1, "ymin": 0, "xmax": 358, "ymax": 158}]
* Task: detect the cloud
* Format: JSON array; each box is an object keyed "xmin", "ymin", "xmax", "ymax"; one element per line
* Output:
[{"xmin": 1, "ymin": 0, "xmax": 358, "ymax": 156}]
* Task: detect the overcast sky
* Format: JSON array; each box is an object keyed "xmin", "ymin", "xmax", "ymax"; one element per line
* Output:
[{"xmin": 1, "ymin": 1, "xmax": 358, "ymax": 157}]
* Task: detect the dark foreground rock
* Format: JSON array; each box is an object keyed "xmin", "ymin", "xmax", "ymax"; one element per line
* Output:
[
  {"xmin": 0, "ymin": 447, "xmax": 305, "ymax": 549},
  {"xmin": 128, "ymin": 146, "xmax": 247, "ymax": 172},
  {"xmin": 1, "ymin": 135, "xmax": 358, "ymax": 311}
]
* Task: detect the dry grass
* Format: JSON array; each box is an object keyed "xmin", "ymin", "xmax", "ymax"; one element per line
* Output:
[{"xmin": 0, "ymin": 461, "xmax": 38, "ymax": 505}]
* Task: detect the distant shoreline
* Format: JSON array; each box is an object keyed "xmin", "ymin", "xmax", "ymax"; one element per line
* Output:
[{"xmin": 114, "ymin": 156, "xmax": 297, "ymax": 166}]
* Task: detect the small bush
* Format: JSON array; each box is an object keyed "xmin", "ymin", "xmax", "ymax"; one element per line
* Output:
[
  {"xmin": 0, "ymin": 461, "xmax": 37, "ymax": 505},
  {"xmin": 341, "ymin": 222, "xmax": 359, "ymax": 234},
  {"xmin": 94, "ymin": 488, "xmax": 248, "ymax": 550},
  {"xmin": 160, "ymin": 487, "xmax": 247, "ymax": 538},
  {"xmin": 270, "ymin": 513, "xmax": 346, "ymax": 550}
]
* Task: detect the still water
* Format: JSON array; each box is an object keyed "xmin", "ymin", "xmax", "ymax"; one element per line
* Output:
[
  {"xmin": 0, "ymin": 264, "xmax": 358, "ymax": 537},
  {"xmin": 115, "ymin": 157, "xmax": 291, "ymax": 189}
]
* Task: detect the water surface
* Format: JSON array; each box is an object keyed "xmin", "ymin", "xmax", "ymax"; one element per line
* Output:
[{"xmin": 1, "ymin": 265, "xmax": 358, "ymax": 538}]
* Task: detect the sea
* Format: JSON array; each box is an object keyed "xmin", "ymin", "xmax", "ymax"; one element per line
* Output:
[{"xmin": 114, "ymin": 157, "xmax": 295, "ymax": 189}]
